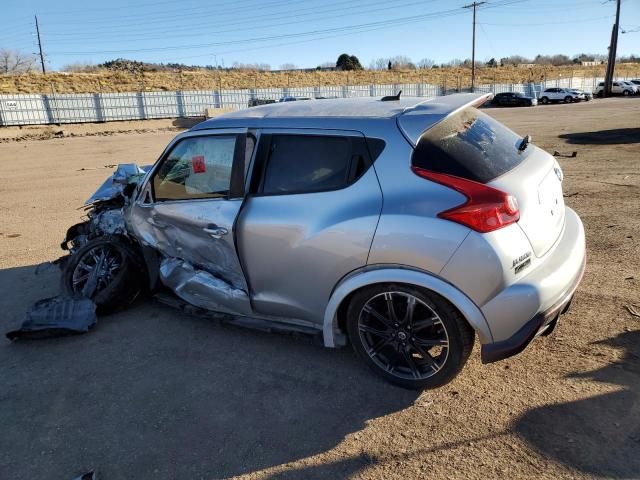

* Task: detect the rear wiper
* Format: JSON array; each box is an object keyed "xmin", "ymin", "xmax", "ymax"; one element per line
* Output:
[{"xmin": 518, "ymin": 134, "xmax": 532, "ymax": 152}]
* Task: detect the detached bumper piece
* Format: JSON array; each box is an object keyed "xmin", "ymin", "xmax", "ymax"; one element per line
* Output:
[{"xmin": 6, "ymin": 296, "xmax": 97, "ymax": 341}]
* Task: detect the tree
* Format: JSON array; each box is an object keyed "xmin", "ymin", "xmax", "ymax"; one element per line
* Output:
[
  {"xmin": 336, "ymin": 53, "xmax": 363, "ymax": 71},
  {"xmin": 279, "ymin": 63, "xmax": 297, "ymax": 70},
  {"xmin": 0, "ymin": 49, "xmax": 36, "ymax": 74},
  {"xmin": 417, "ymin": 58, "xmax": 435, "ymax": 69},
  {"xmin": 486, "ymin": 57, "xmax": 498, "ymax": 68}
]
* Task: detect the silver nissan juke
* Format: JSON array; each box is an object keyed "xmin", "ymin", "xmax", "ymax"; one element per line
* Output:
[{"xmin": 60, "ymin": 93, "xmax": 586, "ymax": 389}]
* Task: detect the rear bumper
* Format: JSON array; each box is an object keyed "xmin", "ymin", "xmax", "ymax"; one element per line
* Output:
[
  {"xmin": 481, "ymin": 255, "xmax": 584, "ymax": 363},
  {"xmin": 480, "ymin": 207, "xmax": 586, "ymax": 363}
]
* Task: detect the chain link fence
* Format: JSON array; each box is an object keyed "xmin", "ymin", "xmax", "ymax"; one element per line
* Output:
[{"xmin": 0, "ymin": 76, "xmax": 625, "ymax": 127}]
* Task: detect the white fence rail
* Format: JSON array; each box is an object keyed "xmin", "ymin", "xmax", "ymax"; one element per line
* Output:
[{"xmin": 0, "ymin": 76, "xmax": 617, "ymax": 126}]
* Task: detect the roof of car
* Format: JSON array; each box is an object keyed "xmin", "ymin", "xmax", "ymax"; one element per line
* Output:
[
  {"xmin": 192, "ymin": 93, "xmax": 492, "ymax": 145},
  {"xmin": 194, "ymin": 93, "xmax": 489, "ymax": 125}
]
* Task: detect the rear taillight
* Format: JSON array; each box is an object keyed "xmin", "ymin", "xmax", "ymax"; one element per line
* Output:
[{"xmin": 411, "ymin": 166, "xmax": 520, "ymax": 233}]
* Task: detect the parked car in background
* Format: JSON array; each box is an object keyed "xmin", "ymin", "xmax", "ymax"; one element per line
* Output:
[
  {"xmin": 630, "ymin": 79, "xmax": 640, "ymax": 87},
  {"xmin": 594, "ymin": 81, "xmax": 637, "ymax": 97},
  {"xmin": 570, "ymin": 89, "xmax": 592, "ymax": 101},
  {"xmin": 491, "ymin": 92, "xmax": 537, "ymax": 107},
  {"xmin": 620, "ymin": 81, "xmax": 640, "ymax": 95},
  {"xmin": 278, "ymin": 96, "xmax": 313, "ymax": 102},
  {"xmin": 59, "ymin": 93, "xmax": 585, "ymax": 390},
  {"xmin": 538, "ymin": 88, "xmax": 584, "ymax": 104}
]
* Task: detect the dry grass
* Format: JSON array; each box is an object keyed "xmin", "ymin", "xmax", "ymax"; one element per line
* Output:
[{"xmin": 1, "ymin": 64, "xmax": 640, "ymax": 94}]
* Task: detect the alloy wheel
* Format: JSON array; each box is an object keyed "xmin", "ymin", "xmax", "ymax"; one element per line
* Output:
[
  {"xmin": 71, "ymin": 244, "xmax": 123, "ymax": 298},
  {"xmin": 357, "ymin": 291, "xmax": 450, "ymax": 380}
]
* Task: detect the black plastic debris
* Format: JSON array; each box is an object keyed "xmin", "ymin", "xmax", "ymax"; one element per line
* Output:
[
  {"xmin": 553, "ymin": 150, "xmax": 578, "ymax": 158},
  {"xmin": 73, "ymin": 472, "xmax": 96, "ymax": 480},
  {"xmin": 6, "ymin": 296, "xmax": 97, "ymax": 341}
]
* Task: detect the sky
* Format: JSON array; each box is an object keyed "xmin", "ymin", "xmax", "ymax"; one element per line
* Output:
[{"xmin": 1, "ymin": 0, "xmax": 638, "ymax": 71}]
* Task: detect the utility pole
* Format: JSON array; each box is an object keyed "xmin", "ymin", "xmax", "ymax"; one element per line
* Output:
[
  {"xmin": 463, "ymin": 2, "xmax": 485, "ymax": 92},
  {"xmin": 604, "ymin": 0, "xmax": 621, "ymax": 97},
  {"xmin": 34, "ymin": 15, "xmax": 46, "ymax": 74}
]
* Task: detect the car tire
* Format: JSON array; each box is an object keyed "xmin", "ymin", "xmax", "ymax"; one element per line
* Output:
[
  {"xmin": 564, "ymin": 96, "xmax": 573, "ymax": 103},
  {"xmin": 346, "ymin": 284, "xmax": 475, "ymax": 390},
  {"xmin": 61, "ymin": 235, "xmax": 145, "ymax": 314},
  {"xmin": 540, "ymin": 96, "xmax": 549, "ymax": 104},
  {"xmin": 623, "ymin": 90, "xmax": 631, "ymax": 96},
  {"xmin": 597, "ymin": 91, "xmax": 604, "ymax": 98}
]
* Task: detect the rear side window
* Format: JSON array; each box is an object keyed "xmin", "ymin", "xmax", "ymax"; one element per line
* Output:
[
  {"xmin": 253, "ymin": 134, "xmax": 382, "ymax": 195},
  {"xmin": 412, "ymin": 107, "xmax": 529, "ymax": 183}
]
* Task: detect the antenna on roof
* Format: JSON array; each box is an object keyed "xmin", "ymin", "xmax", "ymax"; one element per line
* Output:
[{"xmin": 381, "ymin": 90, "xmax": 402, "ymax": 102}]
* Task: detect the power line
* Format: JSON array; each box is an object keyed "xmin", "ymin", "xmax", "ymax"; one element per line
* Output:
[
  {"xmin": 479, "ymin": 15, "xmax": 613, "ymax": 26},
  {"xmin": 47, "ymin": 5, "xmax": 468, "ymax": 56},
  {"xmin": 41, "ymin": 0, "xmax": 432, "ymax": 37},
  {"xmin": 41, "ymin": 0, "xmax": 444, "ymax": 45}
]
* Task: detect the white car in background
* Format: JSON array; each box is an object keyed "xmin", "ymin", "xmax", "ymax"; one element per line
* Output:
[
  {"xmin": 538, "ymin": 88, "xmax": 584, "ymax": 104},
  {"xmin": 593, "ymin": 81, "xmax": 637, "ymax": 97}
]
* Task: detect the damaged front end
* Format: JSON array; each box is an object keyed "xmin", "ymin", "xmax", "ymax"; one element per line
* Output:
[
  {"xmin": 58, "ymin": 162, "xmax": 252, "ymax": 319},
  {"xmin": 61, "ymin": 164, "xmax": 148, "ymax": 252}
]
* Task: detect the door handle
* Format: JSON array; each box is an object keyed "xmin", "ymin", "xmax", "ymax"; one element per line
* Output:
[{"xmin": 203, "ymin": 226, "xmax": 228, "ymax": 238}]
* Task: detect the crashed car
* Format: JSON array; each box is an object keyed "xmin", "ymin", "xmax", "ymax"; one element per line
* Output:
[{"xmin": 60, "ymin": 93, "xmax": 586, "ymax": 389}]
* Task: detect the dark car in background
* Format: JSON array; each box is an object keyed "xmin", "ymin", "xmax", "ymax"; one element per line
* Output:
[{"xmin": 491, "ymin": 92, "xmax": 537, "ymax": 107}]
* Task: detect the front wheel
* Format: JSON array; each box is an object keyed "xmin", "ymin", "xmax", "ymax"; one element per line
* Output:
[
  {"xmin": 346, "ymin": 284, "xmax": 475, "ymax": 390},
  {"xmin": 62, "ymin": 236, "xmax": 144, "ymax": 313},
  {"xmin": 564, "ymin": 96, "xmax": 573, "ymax": 103},
  {"xmin": 623, "ymin": 90, "xmax": 631, "ymax": 96}
]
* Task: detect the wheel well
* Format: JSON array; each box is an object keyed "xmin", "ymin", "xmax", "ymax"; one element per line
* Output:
[{"xmin": 335, "ymin": 282, "xmax": 475, "ymax": 344}]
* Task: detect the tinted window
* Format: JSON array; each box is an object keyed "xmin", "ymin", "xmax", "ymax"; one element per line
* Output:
[
  {"xmin": 411, "ymin": 107, "xmax": 530, "ymax": 183},
  {"xmin": 259, "ymin": 135, "xmax": 373, "ymax": 195},
  {"xmin": 154, "ymin": 135, "xmax": 236, "ymax": 200}
]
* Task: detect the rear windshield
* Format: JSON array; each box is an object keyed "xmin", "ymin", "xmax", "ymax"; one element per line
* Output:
[{"xmin": 411, "ymin": 107, "xmax": 529, "ymax": 183}]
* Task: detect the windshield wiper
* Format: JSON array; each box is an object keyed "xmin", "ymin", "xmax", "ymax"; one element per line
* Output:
[{"xmin": 518, "ymin": 134, "xmax": 532, "ymax": 152}]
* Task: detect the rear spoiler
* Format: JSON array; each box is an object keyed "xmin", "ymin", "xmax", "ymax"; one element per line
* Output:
[{"xmin": 396, "ymin": 92, "xmax": 493, "ymax": 147}]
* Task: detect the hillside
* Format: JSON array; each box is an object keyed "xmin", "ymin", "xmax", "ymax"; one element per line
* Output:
[{"xmin": 1, "ymin": 64, "xmax": 640, "ymax": 94}]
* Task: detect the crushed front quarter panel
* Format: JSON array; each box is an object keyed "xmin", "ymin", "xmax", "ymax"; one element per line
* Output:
[{"xmin": 159, "ymin": 257, "xmax": 252, "ymax": 316}]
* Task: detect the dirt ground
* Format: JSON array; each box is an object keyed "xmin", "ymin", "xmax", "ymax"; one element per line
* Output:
[{"xmin": 0, "ymin": 98, "xmax": 638, "ymax": 480}]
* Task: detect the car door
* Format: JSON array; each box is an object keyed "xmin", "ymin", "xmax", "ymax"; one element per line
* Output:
[
  {"xmin": 236, "ymin": 129, "xmax": 383, "ymax": 325},
  {"xmin": 129, "ymin": 129, "xmax": 255, "ymax": 314}
]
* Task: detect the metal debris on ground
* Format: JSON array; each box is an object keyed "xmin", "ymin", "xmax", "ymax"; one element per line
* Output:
[{"xmin": 6, "ymin": 296, "xmax": 97, "ymax": 341}]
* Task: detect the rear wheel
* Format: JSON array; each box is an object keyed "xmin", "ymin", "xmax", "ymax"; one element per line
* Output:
[
  {"xmin": 623, "ymin": 90, "xmax": 631, "ymax": 96},
  {"xmin": 540, "ymin": 96, "xmax": 549, "ymax": 104},
  {"xmin": 62, "ymin": 236, "xmax": 144, "ymax": 313},
  {"xmin": 346, "ymin": 284, "xmax": 474, "ymax": 390}
]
